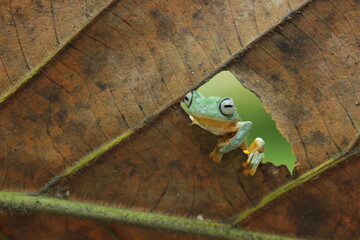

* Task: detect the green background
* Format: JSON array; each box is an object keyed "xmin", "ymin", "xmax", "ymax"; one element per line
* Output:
[{"xmin": 188, "ymin": 71, "xmax": 295, "ymax": 171}]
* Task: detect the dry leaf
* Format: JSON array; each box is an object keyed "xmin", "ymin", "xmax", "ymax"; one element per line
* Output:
[{"xmin": 0, "ymin": 0, "xmax": 359, "ymax": 239}]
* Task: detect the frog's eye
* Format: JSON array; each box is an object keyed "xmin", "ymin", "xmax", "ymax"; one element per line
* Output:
[
  {"xmin": 183, "ymin": 92, "xmax": 193, "ymax": 107},
  {"xmin": 219, "ymin": 98, "xmax": 235, "ymax": 116}
]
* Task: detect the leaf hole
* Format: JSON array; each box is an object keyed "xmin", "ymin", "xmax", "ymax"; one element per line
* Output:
[{"xmin": 187, "ymin": 71, "xmax": 296, "ymax": 171}]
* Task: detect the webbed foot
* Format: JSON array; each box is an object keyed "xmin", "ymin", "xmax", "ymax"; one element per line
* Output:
[
  {"xmin": 242, "ymin": 137, "xmax": 265, "ymax": 176},
  {"xmin": 209, "ymin": 148, "xmax": 223, "ymax": 163}
]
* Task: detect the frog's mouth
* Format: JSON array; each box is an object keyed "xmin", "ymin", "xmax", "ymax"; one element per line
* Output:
[{"xmin": 189, "ymin": 114, "xmax": 239, "ymax": 136}]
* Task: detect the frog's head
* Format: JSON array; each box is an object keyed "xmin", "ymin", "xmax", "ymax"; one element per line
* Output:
[{"xmin": 183, "ymin": 91, "xmax": 240, "ymax": 122}]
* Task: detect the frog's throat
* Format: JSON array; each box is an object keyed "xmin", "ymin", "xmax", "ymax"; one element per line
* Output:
[
  {"xmin": 189, "ymin": 114, "xmax": 235, "ymax": 124},
  {"xmin": 188, "ymin": 114, "xmax": 239, "ymax": 136}
]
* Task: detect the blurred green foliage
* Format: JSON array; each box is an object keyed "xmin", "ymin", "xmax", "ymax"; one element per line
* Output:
[{"xmin": 193, "ymin": 71, "xmax": 295, "ymax": 171}]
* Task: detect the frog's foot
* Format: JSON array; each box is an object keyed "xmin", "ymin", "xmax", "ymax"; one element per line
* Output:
[
  {"xmin": 209, "ymin": 137, "xmax": 231, "ymax": 163},
  {"xmin": 242, "ymin": 138, "xmax": 265, "ymax": 176},
  {"xmin": 209, "ymin": 148, "xmax": 223, "ymax": 164}
]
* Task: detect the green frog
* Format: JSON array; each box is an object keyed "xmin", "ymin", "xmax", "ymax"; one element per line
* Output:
[{"xmin": 183, "ymin": 91, "xmax": 265, "ymax": 176}]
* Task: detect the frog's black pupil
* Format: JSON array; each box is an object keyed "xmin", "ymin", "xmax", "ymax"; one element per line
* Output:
[
  {"xmin": 185, "ymin": 96, "xmax": 189, "ymax": 101},
  {"xmin": 224, "ymin": 105, "xmax": 233, "ymax": 108}
]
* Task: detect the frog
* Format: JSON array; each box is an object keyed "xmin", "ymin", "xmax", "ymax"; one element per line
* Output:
[{"xmin": 182, "ymin": 90, "xmax": 265, "ymax": 176}]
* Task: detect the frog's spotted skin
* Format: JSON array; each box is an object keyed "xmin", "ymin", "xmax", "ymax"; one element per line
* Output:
[{"xmin": 183, "ymin": 91, "xmax": 265, "ymax": 176}]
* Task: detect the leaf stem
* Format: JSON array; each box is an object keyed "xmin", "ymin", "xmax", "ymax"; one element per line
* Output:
[{"xmin": 0, "ymin": 191, "xmax": 301, "ymax": 240}]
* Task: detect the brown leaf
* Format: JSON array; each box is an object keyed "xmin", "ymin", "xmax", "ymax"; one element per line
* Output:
[
  {"xmin": 1, "ymin": 0, "xmax": 359, "ymax": 239},
  {"xmin": 0, "ymin": 0, "xmax": 113, "ymax": 96},
  {"xmin": 0, "ymin": 213, "xmax": 110, "ymax": 239},
  {"xmin": 240, "ymin": 151, "xmax": 360, "ymax": 239}
]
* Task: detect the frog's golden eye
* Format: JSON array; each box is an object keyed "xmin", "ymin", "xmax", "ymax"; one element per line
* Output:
[
  {"xmin": 183, "ymin": 92, "xmax": 193, "ymax": 107},
  {"xmin": 219, "ymin": 98, "xmax": 235, "ymax": 116}
]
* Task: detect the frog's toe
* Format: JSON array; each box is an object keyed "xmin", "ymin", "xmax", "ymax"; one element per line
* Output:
[
  {"xmin": 242, "ymin": 152, "xmax": 265, "ymax": 176},
  {"xmin": 248, "ymin": 137, "xmax": 265, "ymax": 153}
]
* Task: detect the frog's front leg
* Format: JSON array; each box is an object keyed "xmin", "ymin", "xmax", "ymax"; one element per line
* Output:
[
  {"xmin": 209, "ymin": 121, "xmax": 265, "ymax": 177},
  {"xmin": 220, "ymin": 121, "xmax": 252, "ymax": 154},
  {"xmin": 209, "ymin": 121, "xmax": 252, "ymax": 163}
]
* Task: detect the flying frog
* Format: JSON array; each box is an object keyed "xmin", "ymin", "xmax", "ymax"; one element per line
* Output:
[{"xmin": 183, "ymin": 90, "xmax": 265, "ymax": 176}]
